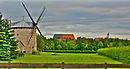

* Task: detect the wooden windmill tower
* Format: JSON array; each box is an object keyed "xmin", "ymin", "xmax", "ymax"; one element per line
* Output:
[{"xmin": 11, "ymin": 2, "xmax": 46, "ymax": 53}]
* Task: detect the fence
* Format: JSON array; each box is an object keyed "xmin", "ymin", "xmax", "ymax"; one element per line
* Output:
[{"xmin": 0, "ymin": 62, "xmax": 130, "ymax": 69}]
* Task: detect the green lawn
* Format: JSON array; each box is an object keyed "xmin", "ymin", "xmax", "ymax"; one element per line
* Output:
[
  {"xmin": 12, "ymin": 52, "xmax": 122, "ymax": 64},
  {"xmin": 1, "ymin": 52, "xmax": 128, "ymax": 69}
]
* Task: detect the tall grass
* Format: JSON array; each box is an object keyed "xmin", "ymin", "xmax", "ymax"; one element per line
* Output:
[{"xmin": 97, "ymin": 46, "xmax": 130, "ymax": 64}]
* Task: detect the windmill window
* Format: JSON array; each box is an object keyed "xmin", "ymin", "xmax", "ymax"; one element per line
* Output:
[
  {"xmin": 17, "ymin": 34, "xmax": 19, "ymax": 36},
  {"xmin": 32, "ymin": 47, "xmax": 34, "ymax": 49}
]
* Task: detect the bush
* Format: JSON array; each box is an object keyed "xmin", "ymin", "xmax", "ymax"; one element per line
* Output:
[
  {"xmin": 97, "ymin": 46, "xmax": 130, "ymax": 64},
  {"xmin": 18, "ymin": 52, "xmax": 24, "ymax": 57},
  {"xmin": 43, "ymin": 50, "xmax": 97, "ymax": 53},
  {"xmin": 32, "ymin": 51, "xmax": 40, "ymax": 55}
]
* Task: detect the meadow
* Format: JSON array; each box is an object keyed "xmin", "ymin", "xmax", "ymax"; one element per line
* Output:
[
  {"xmin": 1, "ymin": 52, "xmax": 129, "ymax": 69},
  {"xmin": 11, "ymin": 52, "xmax": 121, "ymax": 64}
]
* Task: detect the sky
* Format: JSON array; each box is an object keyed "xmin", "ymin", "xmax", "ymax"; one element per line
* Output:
[{"xmin": 0, "ymin": 0, "xmax": 130, "ymax": 39}]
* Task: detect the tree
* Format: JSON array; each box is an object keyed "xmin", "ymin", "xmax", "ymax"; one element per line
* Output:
[
  {"xmin": 97, "ymin": 41, "xmax": 104, "ymax": 48},
  {"xmin": 37, "ymin": 35, "xmax": 46, "ymax": 51},
  {"xmin": 0, "ymin": 13, "xmax": 17, "ymax": 61}
]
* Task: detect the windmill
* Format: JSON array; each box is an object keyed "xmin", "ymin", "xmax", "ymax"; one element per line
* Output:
[
  {"xmin": 21, "ymin": 2, "xmax": 46, "ymax": 53},
  {"xmin": 10, "ymin": 2, "xmax": 46, "ymax": 53}
]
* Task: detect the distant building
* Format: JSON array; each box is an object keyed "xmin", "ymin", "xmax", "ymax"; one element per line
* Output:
[
  {"xmin": 53, "ymin": 34, "xmax": 75, "ymax": 41},
  {"xmin": 106, "ymin": 32, "xmax": 110, "ymax": 38},
  {"xmin": 95, "ymin": 37, "xmax": 103, "ymax": 40}
]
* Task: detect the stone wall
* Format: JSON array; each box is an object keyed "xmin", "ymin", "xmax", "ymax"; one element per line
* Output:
[{"xmin": 11, "ymin": 27, "xmax": 37, "ymax": 53}]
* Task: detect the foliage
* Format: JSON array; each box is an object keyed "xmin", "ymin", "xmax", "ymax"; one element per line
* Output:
[
  {"xmin": 43, "ymin": 50, "xmax": 96, "ymax": 53},
  {"xmin": 17, "ymin": 52, "xmax": 24, "ymax": 57},
  {"xmin": 37, "ymin": 35, "xmax": 46, "ymax": 51},
  {"xmin": 37, "ymin": 35, "xmax": 130, "ymax": 52},
  {"xmin": 0, "ymin": 12, "xmax": 17, "ymax": 61},
  {"xmin": 97, "ymin": 46, "xmax": 130, "ymax": 64},
  {"xmin": 32, "ymin": 50, "xmax": 40, "ymax": 55}
]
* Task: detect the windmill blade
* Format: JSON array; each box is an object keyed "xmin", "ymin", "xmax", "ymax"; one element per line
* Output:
[
  {"xmin": 21, "ymin": 2, "xmax": 36, "ymax": 26},
  {"xmin": 36, "ymin": 26, "xmax": 44, "ymax": 38},
  {"xmin": 11, "ymin": 20, "xmax": 22, "ymax": 26},
  {"xmin": 36, "ymin": 7, "xmax": 46, "ymax": 25},
  {"xmin": 26, "ymin": 28, "xmax": 35, "ymax": 47}
]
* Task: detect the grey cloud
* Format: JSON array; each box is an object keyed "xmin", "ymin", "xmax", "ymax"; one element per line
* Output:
[{"xmin": 1, "ymin": 0, "xmax": 130, "ymax": 39}]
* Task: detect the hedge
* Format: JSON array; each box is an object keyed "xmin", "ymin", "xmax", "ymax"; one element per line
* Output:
[
  {"xmin": 43, "ymin": 50, "xmax": 97, "ymax": 53},
  {"xmin": 97, "ymin": 46, "xmax": 130, "ymax": 64}
]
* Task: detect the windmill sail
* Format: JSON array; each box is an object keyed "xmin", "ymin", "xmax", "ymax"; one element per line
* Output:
[
  {"xmin": 21, "ymin": 2, "xmax": 46, "ymax": 51},
  {"xmin": 11, "ymin": 16, "xmax": 32, "ymax": 27}
]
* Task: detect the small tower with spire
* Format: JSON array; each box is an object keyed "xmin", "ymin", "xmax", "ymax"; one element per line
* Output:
[{"xmin": 106, "ymin": 32, "xmax": 109, "ymax": 38}]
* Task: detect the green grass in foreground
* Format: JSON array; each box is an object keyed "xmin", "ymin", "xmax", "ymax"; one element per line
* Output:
[
  {"xmin": 1, "ymin": 52, "xmax": 128, "ymax": 69},
  {"xmin": 12, "ymin": 52, "xmax": 122, "ymax": 64}
]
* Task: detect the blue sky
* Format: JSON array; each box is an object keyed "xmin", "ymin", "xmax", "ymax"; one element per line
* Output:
[{"xmin": 0, "ymin": 0, "xmax": 130, "ymax": 39}]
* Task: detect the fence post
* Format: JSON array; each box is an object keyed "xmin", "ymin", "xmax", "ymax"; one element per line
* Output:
[
  {"xmin": 33, "ymin": 64, "xmax": 36, "ymax": 69},
  {"xmin": 61, "ymin": 62, "xmax": 64, "ymax": 69},
  {"xmin": 8, "ymin": 61, "xmax": 10, "ymax": 69},
  {"xmin": 105, "ymin": 62, "xmax": 107, "ymax": 69}
]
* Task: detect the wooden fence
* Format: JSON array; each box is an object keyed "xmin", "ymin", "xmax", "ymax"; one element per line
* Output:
[{"xmin": 0, "ymin": 62, "xmax": 130, "ymax": 69}]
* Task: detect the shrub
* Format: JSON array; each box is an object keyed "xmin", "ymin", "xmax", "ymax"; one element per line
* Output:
[
  {"xmin": 18, "ymin": 52, "xmax": 24, "ymax": 57},
  {"xmin": 32, "ymin": 51, "xmax": 40, "ymax": 55},
  {"xmin": 43, "ymin": 50, "xmax": 97, "ymax": 53}
]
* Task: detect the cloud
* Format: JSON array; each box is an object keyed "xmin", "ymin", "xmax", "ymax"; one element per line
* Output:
[{"xmin": 1, "ymin": 0, "xmax": 130, "ymax": 39}]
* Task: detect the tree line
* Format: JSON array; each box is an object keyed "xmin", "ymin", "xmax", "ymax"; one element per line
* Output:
[{"xmin": 37, "ymin": 35, "xmax": 130, "ymax": 52}]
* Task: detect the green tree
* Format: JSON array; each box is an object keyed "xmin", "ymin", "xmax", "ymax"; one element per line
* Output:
[
  {"xmin": 49, "ymin": 38, "xmax": 55, "ymax": 50},
  {"xmin": 37, "ymin": 35, "xmax": 46, "ymax": 51},
  {"xmin": 97, "ymin": 41, "xmax": 104, "ymax": 48},
  {"xmin": 76, "ymin": 37, "xmax": 83, "ymax": 50},
  {"xmin": 56, "ymin": 44, "xmax": 62, "ymax": 50},
  {"xmin": 0, "ymin": 13, "xmax": 17, "ymax": 61}
]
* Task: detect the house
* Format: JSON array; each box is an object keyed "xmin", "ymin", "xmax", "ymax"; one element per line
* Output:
[
  {"xmin": 53, "ymin": 34, "xmax": 75, "ymax": 41},
  {"xmin": 95, "ymin": 37, "xmax": 103, "ymax": 40}
]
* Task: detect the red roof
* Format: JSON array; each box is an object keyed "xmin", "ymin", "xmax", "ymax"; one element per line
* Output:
[
  {"xmin": 53, "ymin": 34, "xmax": 75, "ymax": 40},
  {"xmin": 62, "ymin": 34, "xmax": 75, "ymax": 40},
  {"xmin": 95, "ymin": 37, "xmax": 103, "ymax": 40}
]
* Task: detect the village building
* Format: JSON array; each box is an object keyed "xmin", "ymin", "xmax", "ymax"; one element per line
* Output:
[
  {"xmin": 95, "ymin": 37, "xmax": 103, "ymax": 40},
  {"xmin": 53, "ymin": 34, "xmax": 75, "ymax": 41}
]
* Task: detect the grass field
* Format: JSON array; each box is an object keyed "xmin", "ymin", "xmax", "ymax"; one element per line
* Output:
[
  {"xmin": 1, "ymin": 52, "xmax": 128, "ymax": 69},
  {"xmin": 12, "ymin": 52, "xmax": 122, "ymax": 64}
]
